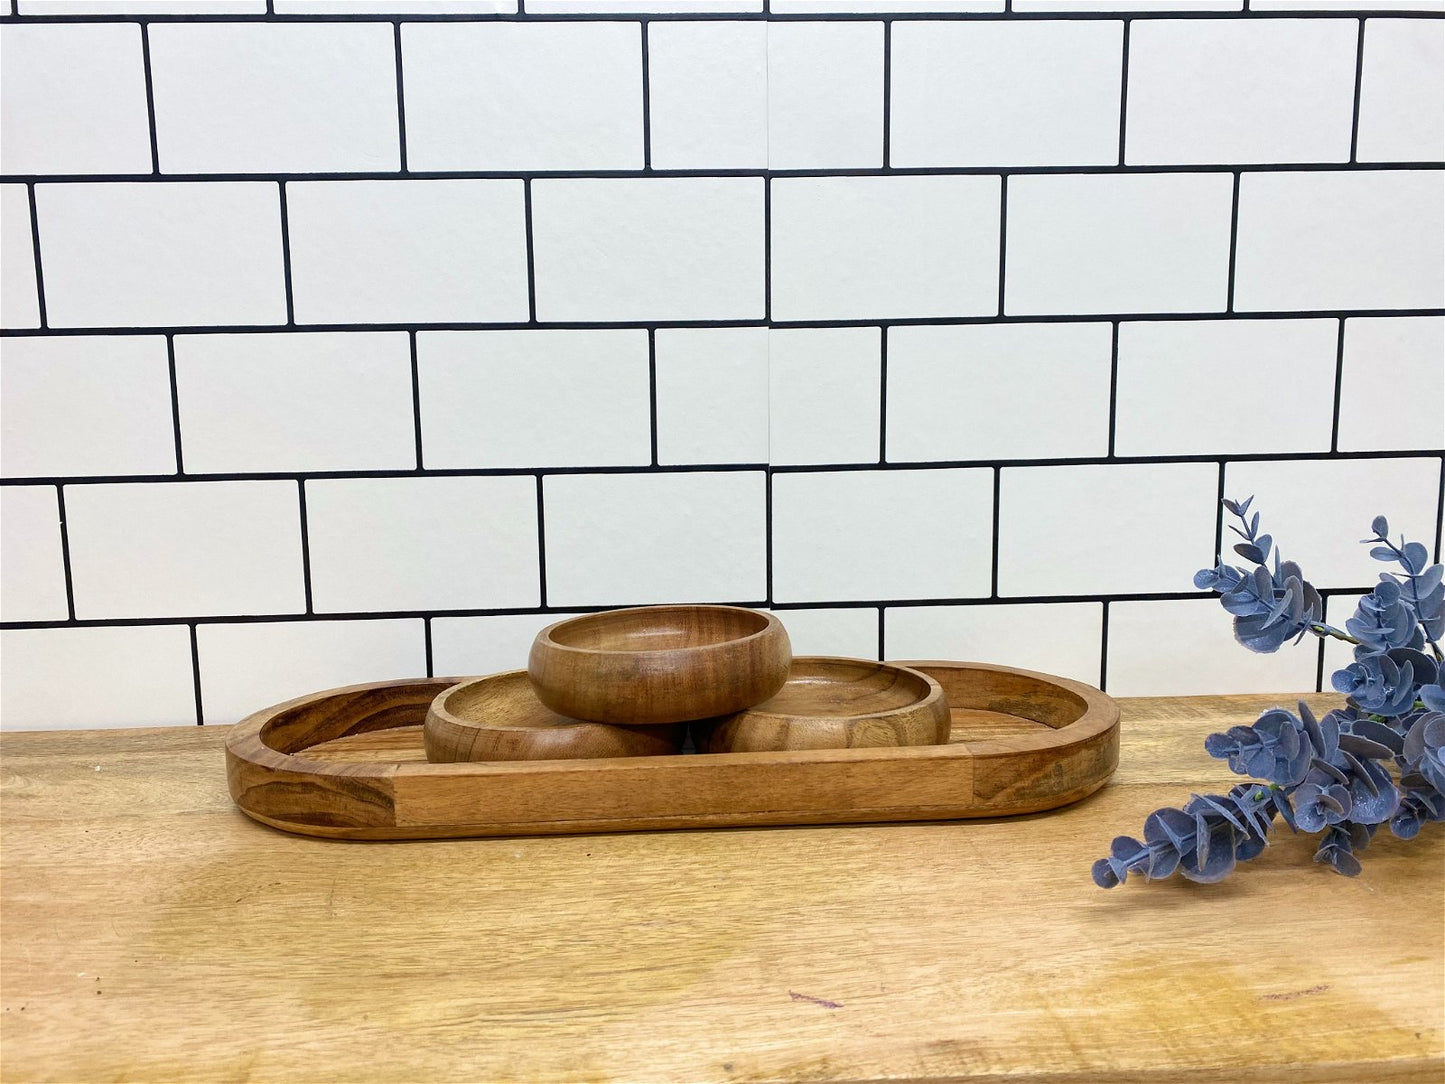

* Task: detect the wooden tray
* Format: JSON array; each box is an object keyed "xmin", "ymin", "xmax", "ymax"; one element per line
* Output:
[{"xmin": 224, "ymin": 661, "xmax": 1119, "ymax": 840}]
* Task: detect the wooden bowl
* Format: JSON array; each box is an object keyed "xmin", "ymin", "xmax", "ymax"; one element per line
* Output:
[
  {"xmin": 424, "ymin": 672, "xmax": 685, "ymax": 763},
  {"xmin": 528, "ymin": 605, "xmax": 792, "ymax": 724},
  {"xmin": 698, "ymin": 656, "xmax": 949, "ymax": 753}
]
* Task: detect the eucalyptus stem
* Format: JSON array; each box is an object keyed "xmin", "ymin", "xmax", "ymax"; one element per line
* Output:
[{"xmin": 1308, "ymin": 622, "xmax": 1360, "ymax": 646}]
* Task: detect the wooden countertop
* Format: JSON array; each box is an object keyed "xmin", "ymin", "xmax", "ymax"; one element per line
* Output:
[{"xmin": 1, "ymin": 694, "xmax": 1441, "ymax": 1083}]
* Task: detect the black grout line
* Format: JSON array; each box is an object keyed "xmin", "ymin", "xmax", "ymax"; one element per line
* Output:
[
  {"xmin": 277, "ymin": 181, "xmax": 295, "ymax": 327},
  {"xmin": 423, "ymin": 616, "xmax": 433, "ymax": 678},
  {"xmin": 1315, "ymin": 633, "xmax": 1326, "ymax": 695},
  {"xmin": 0, "ymin": 584, "xmax": 1400, "ymax": 634},
  {"xmin": 1099, "ymin": 600, "xmax": 1110, "ymax": 693},
  {"xmin": 648, "ymin": 328, "xmax": 659, "ymax": 467},
  {"xmin": 1213, "ymin": 461, "xmax": 1226, "ymax": 560},
  {"xmin": 11, "ymin": 308, "xmax": 1440, "ymax": 341},
  {"xmin": 1106, "ymin": 322, "xmax": 1119, "ymax": 458},
  {"xmin": 408, "ymin": 330, "xmax": 424, "ymax": 470},
  {"xmin": 1225, "ymin": 171, "xmax": 1240, "ymax": 313},
  {"xmin": 10, "ymin": 9, "xmax": 1440, "ymax": 22},
  {"xmin": 393, "ymin": 21, "xmax": 408, "ymax": 174},
  {"xmin": 1350, "ymin": 17, "xmax": 1366, "ymax": 164},
  {"xmin": 881, "ymin": 20, "xmax": 891, "ymax": 170},
  {"xmin": 1330, "ymin": 318, "xmax": 1346, "ymax": 452},
  {"xmin": 8, "ymin": 161, "xmax": 1443, "ymax": 185},
  {"xmin": 1434, "ymin": 456, "xmax": 1444, "ymax": 566},
  {"xmin": 877, "ymin": 327, "xmax": 888, "ymax": 465},
  {"xmin": 876, "ymin": 606, "xmax": 885, "ymax": 662},
  {"xmin": 166, "ymin": 335, "xmax": 184, "ymax": 475},
  {"xmin": 535, "ymin": 474, "xmax": 548, "ymax": 608},
  {"xmin": 297, "ymin": 480, "xmax": 313, "ymax": 614},
  {"xmin": 139, "ymin": 22, "xmax": 160, "ymax": 175},
  {"xmin": 996, "ymin": 174, "xmax": 1008, "ymax": 317},
  {"xmin": 640, "ymin": 21, "xmax": 651, "ymax": 172},
  {"xmin": 54, "ymin": 485, "xmax": 75, "ymax": 622},
  {"xmin": 989, "ymin": 466, "xmax": 1001, "ymax": 598},
  {"xmin": 1117, "ymin": 20, "xmax": 1130, "ymax": 167},
  {"xmin": 764, "ymin": 470, "xmax": 774, "ymax": 608},
  {"xmin": 4, "ymin": 448, "xmax": 1441, "ymax": 490},
  {"xmin": 24, "ymin": 183, "xmax": 46, "ymax": 329},
  {"xmin": 189, "ymin": 621, "xmax": 204, "ymax": 725},
  {"xmin": 523, "ymin": 178, "xmax": 537, "ymax": 324}
]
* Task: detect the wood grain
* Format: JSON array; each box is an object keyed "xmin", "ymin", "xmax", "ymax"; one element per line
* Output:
[
  {"xmin": 528, "ymin": 605, "xmax": 792, "ymax": 724},
  {"xmin": 698, "ymin": 657, "xmax": 950, "ymax": 753},
  {"xmin": 2, "ymin": 693, "xmax": 1440, "ymax": 1083},
  {"xmin": 223, "ymin": 662, "xmax": 1119, "ymax": 838},
  {"xmin": 423, "ymin": 671, "xmax": 686, "ymax": 762}
]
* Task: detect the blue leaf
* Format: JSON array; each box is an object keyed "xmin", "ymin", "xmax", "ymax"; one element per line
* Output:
[{"xmin": 1371, "ymin": 515, "xmax": 1389, "ymax": 538}]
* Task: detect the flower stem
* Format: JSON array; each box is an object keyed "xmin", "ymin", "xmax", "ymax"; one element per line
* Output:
[{"xmin": 1308, "ymin": 622, "xmax": 1361, "ymax": 646}]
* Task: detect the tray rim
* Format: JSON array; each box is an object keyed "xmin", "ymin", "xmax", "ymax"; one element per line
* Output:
[{"xmin": 224, "ymin": 661, "xmax": 1120, "ymax": 839}]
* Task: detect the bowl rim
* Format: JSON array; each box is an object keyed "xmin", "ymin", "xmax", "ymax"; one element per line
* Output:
[
  {"xmin": 534, "ymin": 604, "xmax": 785, "ymax": 661},
  {"xmin": 719, "ymin": 656, "xmax": 946, "ymax": 725}
]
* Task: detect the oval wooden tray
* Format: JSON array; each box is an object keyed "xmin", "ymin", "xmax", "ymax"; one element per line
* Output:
[{"xmin": 224, "ymin": 662, "xmax": 1119, "ymax": 840}]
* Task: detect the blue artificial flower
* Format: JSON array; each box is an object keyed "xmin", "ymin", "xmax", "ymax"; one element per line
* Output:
[
  {"xmin": 1204, "ymin": 706, "xmax": 1312, "ymax": 787},
  {"xmin": 1403, "ymin": 712, "xmax": 1445, "ymax": 793},
  {"xmin": 1331, "ymin": 649, "xmax": 1421, "ymax": 717},
  {"xmin": 1293, "ymin": 781, "xmax": 1351, "ymax": 833}
]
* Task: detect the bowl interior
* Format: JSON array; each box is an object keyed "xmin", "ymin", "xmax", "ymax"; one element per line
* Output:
[
  {"xmin": 441, "ymin": 672, "xmax": 574, "ymax": 730},
  {"xmin": 548, "ymin": 606, "xmax": 770, "ymax": 653},
  {"xmin": 754, "ymin": 659, "xmax": 929, "ymax": 718}
]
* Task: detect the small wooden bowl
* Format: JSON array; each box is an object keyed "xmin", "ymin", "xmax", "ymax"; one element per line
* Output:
[
  {"xmin": 424, "ymin": 672, "xmax": 686, "ymax": 763},
  {"xmin": 698, "ymin": 656, "xmax": 949, "ymax": 753},
  {"xmin": 528, "ymin": 605, "xmax": 792, "ymax": 724}
]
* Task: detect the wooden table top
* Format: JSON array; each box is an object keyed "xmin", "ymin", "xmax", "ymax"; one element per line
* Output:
[{"xmin": 2, "ymin": 693, "xmax": 1441, "ymax": 1083}]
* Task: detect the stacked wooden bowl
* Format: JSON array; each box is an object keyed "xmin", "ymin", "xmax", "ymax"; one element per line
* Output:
[{"xmin": 422, "ymin": 604, "xmax": 952, "ymax": 763}]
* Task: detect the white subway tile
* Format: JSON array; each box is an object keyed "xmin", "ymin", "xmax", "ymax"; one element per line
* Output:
[
  {"xmin": 305, "ymin": 476, "xmax": 539, "ymax": 612},
  {"xmin": 1114, "ymin": 319, "xmax": 1338, "ymax": 456},
  {"xmin": 1126, "ymin": 19, "xmax": 1358, "ymax": 165},
  {"xmin": 402, "ymin": 22, "xmax": 641, "ymax": 171},
  {"xmin": 430, "ymin": 611, "xmax": 585, "ymax": 679},
  {"xmin": 17, "ymin": 2, "xmax": 264, "ymax": 11},
  {"xmin": 998, "ymin": 463, "xmax": 1219, "ymax": 596},
  {"xmin": 885, "ymin": 602, "xmax": 1103, "ymax": 686},
  {"xmin": 286, "ymin": 180, "xmax": 528, "ymax": 324},
  {"xmin": 771, "ymin": 176, "xmax": 1000, "ymax": 321},
  {"xmin": 1234, "ymin": 170, "xmax": 1445, "ymax": 312},
  {"xmin": 174, "ymin": 331, "xmax": 415, "ymax": 474},
  {"xmin": 771, "ymin": 1, "xmax": 1001, "ymax": 10},
  {"xmin": 531, "ymin": 178, "xmax": 764, "ymax": 321},
  {"xmin": 276, "ymin": 2, "xmax": 513, "ymax": 11},
  {"xmin": 34, "ymin": 182, "xmax": 286, "ymax": 328},
  {"xmin": 769, "ymin": 326, "xmax": 881, "ymax": 466},
  {"xmin": 886, "ymin": 322, "xmax": 1112, "ymax": 462},
  {"xmin": 149, "ymin": 23, "xmax": 399, "ymax": 174},
  {"xmin": 1015, "ymin": 1, "xmax": 1238, "ymax": 9},
  {"xmin": 64, "ymin": 481, "xmax": 305, "ymax": 618},
  {"xmin": 767, "ymin": 21, "xmax": 883, "ymax": 169},
  {"xmin": 196, "ymin": 618, "xmax": 427, "ymax": 725},
  {"xmin": 890, "ymin": 21, "xmax": 1122, "ymax": 168},
  {"xmin": 1, "ymin": 335, "xmax": 176, "ymax": 477},
  {"xmin": 2, "ymin": 185, "xmax": 40, "ymax": 329},
  {"xmin": 1222, "ymin": 458, "xmax": 1442, "ymax": 589},
  {"xmin": 1337, "ymin": 317, "xmax": 1445, "ymax": 452},
  {"xmin": 647, "ymin": 22, "xmax": 767, "ymax": 170},
  {"xmin": 543, "ymin": 471, "xmax": 766, "ymax": 606},
  {"xmin": 772, "ymin": 607, "xmax": 880, "ymax": 660},
  {"xmin": 1106, "ymin": 598, "xmax": 1319, "ymax": 697},
  {"xmin": 1357, "ymin": 19, "xmax": 1445, "ymax": 163},
  {"xmin": 653, "ymin": 328, "xmax": 769, "ymax": 466},
  {"xmin": 0, "ymin": 24, "xmax": 152, "ymax": 175},
  {"xmin": 529, "ymin": 0, "xmax": 757, "ymax": 11},
  {"xmin": 0, "ymin": 626, "xmax": 196, "ymax": 731},
  {"xmin": 417, "ymin": 329, "xmax": 651, "ymax": 469},
  {"xmin": 1251, "ymin": 0, "xmax": 1442, "ymax": 10},
  {"xmin": 0, "ymin": 486, "xmax": 67, "ymax": 622},
  {"xmin": 1005, "ymin": 173, "xmax": 1234, "ymax": 316},
  {"xmin": 772, "ymin": 468, "xmax": 993, "ymax": 603}
]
